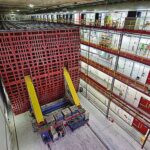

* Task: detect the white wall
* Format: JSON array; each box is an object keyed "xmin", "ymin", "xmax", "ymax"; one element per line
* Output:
[
  {"xmin": 81, "ymin": 62, "xmax": 150, "ymax": 107},
  {"xmin": 74, "ymin": 13, "xmax": 80, "ymax": 24},
  {"xmin": 0, "ymin": 93, "xmax": 12, "ymax": 150},
  {"xmin": 121, "ymin": 34, "xmax": 150, "ymax": 58},
  {"xmin": 117, "ymin": 57, "xmax": 150, "ymax": 84},
  {"xmin": 79, "ymin": 79, "xmax": 150, "ymax": 147},
  {"xmin": 86, "ymin": 13, "xmax": 95, "ymax": 25}
]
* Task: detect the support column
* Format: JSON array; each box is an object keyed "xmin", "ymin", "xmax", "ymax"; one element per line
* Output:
[
  {"xmin": 85, "ymin": 28, "xmax": 92, "ymax": 98},
  {"xmin": 141, "ymin": 130, "xmax": 150, "ymax": 149},
  {"xmin": 106, "ymin": 32, "xmax": 123, "ymax": 118}
]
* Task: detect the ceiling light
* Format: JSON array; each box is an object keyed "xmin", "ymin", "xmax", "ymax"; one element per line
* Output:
[{"xmin": 29, "ymin": 4, "xmax": 34, "ymax": 8}]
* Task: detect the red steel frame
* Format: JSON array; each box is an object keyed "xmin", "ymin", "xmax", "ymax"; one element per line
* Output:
[
  {"xmin": 81, "ymin": 41, "xmax": 150, "ymax": 66},
  {"xmin": 48, "ymin": 20, "xmax": 150, "ymax": 36},
  {"xmin": 80, "ymin": 55, "xmax": 149, "ymax": 97},
  {"xmin": 77, "ymin": 24, "xmax": 150, "ymax": 36},
  {"xmin": 0, "ymin": 28, "xmax": 80, "ymax": 115},
  {"xmin": 46, "ymin": 15, "xmax": 150, "ymax": 136},
  {"xmin": 80, "ymin": 71, "xmax": 150, "ymax": 132}
]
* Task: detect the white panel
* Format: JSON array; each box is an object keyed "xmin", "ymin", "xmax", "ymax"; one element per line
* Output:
[
  {"xmin": 121, "ymin": 35, "xmax": 130, "ymax": 51},
  {"xmin": 137, "ymin": 38, "xmax": 150, "ymax": 58},
  {"xmin": 81, "ymin": 49, "xmax": 88, "ymax": 57},
  {"xmin": 90, "ymin": 30, "xmax": 99, "ymax": 44},
  {"xmin": 113, "ymin": 79, "xmax": 128, "ymax": 99},
  {"xmin": 123, "ymin": 59, "xmax": 133, "ymax": 76},
  {"xmin": 89, "ymin": 47, "xmax": 116, "ymax": 69},
  {"xmin": 119, "ymin": 109, "xmax": 134, "ymax": 125},
  {"xmin": 125, "ymin": 87, "xmax": 140, "ymax": 107},
  {"xmin": 110, "ymin": 102, "xmax": 134, "ymax": 125},
  {"xmin": 87, "ymin": 85, "xmax": 109, "ymax": 106},
  {"xmin": 86, "ymin": 13, "xmax": 95, "ymax": 25},
  {"xmin": 81, "ymin": 61, "xmax": 88, "ymax": 69},
  {"xmin": 81, "ymin": 44, "xmax": 89, "ymax": 51},
  {"xmin": 80, "ymin": 79, "xmax": 87, "ymax": 88},
  {"xmin": 128, "ymin": 37, "xmax": 139, "ymax": 54},
  {"xmin": 90, "ymin": 47, "xmax": 98, "ymax": 53},
  {"xmin": 74, "ymin": 13, "xmax": 80, "ymax": 24},
  {"xmin": 111, "ymin": 34, "xmax": 120, "ymax": 49},
  {"xmin": 117, "ymin": 57, "xmax": 133, "ymax": 77},
  {"xmin": 88, "ymin": 65, "xmax": 113, "ymax": 89},
  {"xmin": 0, "ymin": 93, "xmax": 12, "ymax": 150},
  {"xmin": 110, "ymin": 102, "xmax": 118, "ymax": 113}
]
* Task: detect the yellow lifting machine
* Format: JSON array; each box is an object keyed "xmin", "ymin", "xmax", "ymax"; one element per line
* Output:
[{"xmin": 24, "ymin": 67, "xmax": 89, "ymax": 144}]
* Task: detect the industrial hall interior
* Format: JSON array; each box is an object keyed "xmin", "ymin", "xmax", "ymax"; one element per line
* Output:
[{"xmin": 0, "ymin": 0, "xmax": 150, "ymax": 150}]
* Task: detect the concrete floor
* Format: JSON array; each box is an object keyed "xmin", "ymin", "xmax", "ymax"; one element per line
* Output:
[
  {"xmin": 13, "ymin": 113, "xmax": 106, "ymax": 150},
  {"xmin": 12, "ymin": 93, "xmax": 146, "ymax": 150},
  {"xmin": 78, "ymin": 94, "xmax": 146, "ymax": 150}
]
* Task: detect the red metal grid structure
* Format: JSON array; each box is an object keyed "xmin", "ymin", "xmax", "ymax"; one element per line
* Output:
[{"xmin": 0, "ymin": 27, "xmax": 80, "ymax": 115}]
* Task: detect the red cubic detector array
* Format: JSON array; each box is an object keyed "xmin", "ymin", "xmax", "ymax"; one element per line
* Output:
[{"xmin": 0, "ymin": 27, "xmax": 80, "ymax": 114}]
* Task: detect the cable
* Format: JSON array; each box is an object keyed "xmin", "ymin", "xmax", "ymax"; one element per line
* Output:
[
  {"xmin": 47, "ymin": 143, "xmax": 52, "ymax": 150},
  {"xmin": 12, "ymin": 112, "xmax": 20, "ymax": 150},
  {"xmin": 87, "ymin": 123, "xmax": 110, "ymax": 150}
]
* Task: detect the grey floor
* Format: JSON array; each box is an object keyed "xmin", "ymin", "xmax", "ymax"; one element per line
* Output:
[{"xmin": 12, "ymin": 94, "xmax": 145, "ymax": 150}]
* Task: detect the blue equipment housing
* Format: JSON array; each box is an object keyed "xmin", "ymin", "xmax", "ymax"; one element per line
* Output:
[
  {"xmin": 42, "ymin": 99, "xmax": 71, "ymax": 115},
  {"xmin": 41, "ymin": 131, "xmax": 52, "ymax": 143}
]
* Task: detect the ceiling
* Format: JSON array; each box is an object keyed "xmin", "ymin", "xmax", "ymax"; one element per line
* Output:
[
  {"xmin": 0, "ymin": 0, "xmax": 104, "ymax": 13},
  {"xmin": 0, "ymin": 0, "xmax": 97, "ymax": 7},
  {"xmin": 0, "ymin": 0, "xmax": 135, "ymax": 14}
]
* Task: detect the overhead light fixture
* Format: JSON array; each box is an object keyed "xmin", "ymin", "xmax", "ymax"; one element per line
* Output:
[
  {"xmin": 16, "ymin": 10, "xmax": 20, "ymax": 12},
  {"xmin": 29, "ymin": 4, "xmax": 34, "ymax": 8}
]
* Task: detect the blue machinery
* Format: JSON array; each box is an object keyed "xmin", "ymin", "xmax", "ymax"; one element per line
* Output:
[{"xmin": 24, "ymin": 68, "xmax": 89, "ymax": 144}]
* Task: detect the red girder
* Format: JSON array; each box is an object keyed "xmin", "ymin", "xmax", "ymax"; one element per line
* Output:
[
  {"xmin": 50, "ymin": 21, "xmax": 150, "ymax": 36},
  {"xmin": 80, "ymin": 55, "xmax": 149, "ymax": 97},
  {"xmin": 80, "ymin": 71, "xmax": 150, "ymax": 130},
  {"xmin": 81, "ymin": 41, "xmax": 150, "ymax": 66}
]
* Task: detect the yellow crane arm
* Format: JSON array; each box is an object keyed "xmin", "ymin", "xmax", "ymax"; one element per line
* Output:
[
  {"xmin": 24, "ymin": 75, "xmax": 44, "ymax": 124},
  {"xmin": 63, "ymin": 67, "xmax": 80, "ymax": 106}
]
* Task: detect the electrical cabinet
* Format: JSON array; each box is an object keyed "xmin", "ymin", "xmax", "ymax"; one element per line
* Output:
[
  {"xmin": 138, "ymin": 97, "xmax": 150, "ymax": 113},
  {"xmin": 132, "ymin": 118, "xmax": 148, "ymax": 135}
]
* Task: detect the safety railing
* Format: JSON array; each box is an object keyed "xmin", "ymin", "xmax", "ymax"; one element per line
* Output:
[
  {"xmin": 80, "ymin": 71, "xmax": 150, "ymax": 130},
  {"xmin": 81, "ymin": 40, "xmax": 150, "ymax": 66},
  {"xmin": 80, "ymin": 55, "xmax": 149, "ymax": 97},
  {"xmin": 34, "ymin": 16, "xmax": 150, "ymax": 35}
]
